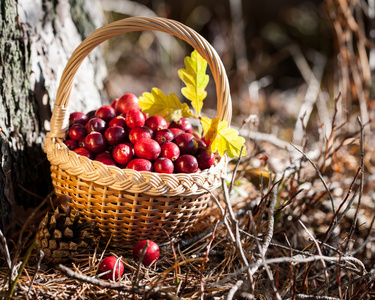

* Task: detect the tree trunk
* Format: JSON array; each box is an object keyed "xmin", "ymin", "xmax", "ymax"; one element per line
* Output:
[{"xmin": 0, "ymin": 0, "xmax": 106, "ymax": 232}]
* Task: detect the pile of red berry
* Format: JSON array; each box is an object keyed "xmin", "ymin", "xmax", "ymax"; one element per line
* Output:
[{"xmin": 64, "ymin": 93, "xmax": 216, "ymax": 174}]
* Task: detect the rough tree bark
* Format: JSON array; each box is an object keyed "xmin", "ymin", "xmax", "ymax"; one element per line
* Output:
[{"xmin": 0, "ymin": 0, "xmax": 107, "ymax": 232}]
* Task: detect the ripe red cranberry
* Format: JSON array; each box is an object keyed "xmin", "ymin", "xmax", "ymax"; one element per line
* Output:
[
  {"xmin": 86, "ymin": 118, "xmax": 107, "ymax": 134},
  {"xmin": 129, "ymin": 126, "xmax": 153, "ymax": 144},
  {"xmin": 85, "ymin": 132, "xmax": 107, "ymax": 153},
  {"xmin": 69, "ymin": 112, "xmax": 88, "ymax": 126},
  {"xmin": 108, "ymin": 116, "xmax": 127, "ymax": 128},
  {"xmin": 145, "ymin": 115, "xmax": 168, "ymax": 132},
  {"xmin": 196, "ymin": 139, "xmax": 207, "ymax": 149},
  {"xmin": 68, "ymin": 124, "xmax": 87, "ymax": 141},
  {"xmin": 112, "ymin": 143, "xmax": 134, "ymax": 165},
  {"xmin": 86, "ymin": 109, "xmax": 96, "ymax": 120},
  {"xmin": 175, "ymin": 154, "xmax": 198, "ymax": 173},
  {"xmin": 154, "ymin": 129, "xmax": 174, "ymax": 145},
  {"xmin": 74, "ymin": 147, "xmax": 94, "ymax": 159},
  {"xmin": 197, "ymin": 149, "xmax": 215, "ymax": 170},
  {"xmin": 104, "ymin": 126, "xmax": 126, "ymax": 146},
  {"xmin": 160, "ymin": 142, "xmax": 180, "ymax": 161},
  {"xmin": 78, "ymin": 137, "xmax": 86, "ymax": 148},
  {"xmin": 133, "ymin": 240, "xmax": 160, "ymax": 266},
  {"xmin": 174, "ymin": 133, "xmax": 198, "ymax": 155},
  {"xmin": 98, "ymin": 256, "xmax": 124, "ymax": 280},
  {"xmin": 126, "ymin": 158, "xmax": 153, "ymax": 172},
  {"xmin": 95, "ymin": 105, "xmax": 117, "ymax": 123},
  {"xmin": 95, "ymin": 151, "xmax": 113, "ymax": 159},
  {"xmin": 111, "ymin": 98, "xmax": 118, "ymax": 111},
  {"xmin": 95, "ymin": 156, "xmax": 117, "ymax": 166},
  {"xmin": 125, "ymin": 109, "xmax": 146, "ymax": 129},
  {"xmin": 64, "ymin": 139, "xmax": 78, "ymax": 150},
  {"xmin": 169, "ymin": 118, "xmax": 193, "ymax": 133},
  {"xmin": 116, "ymin": 93, "xmax": 139, "ymax": 114},
  {"xmin": 154, "ymin": 157, "xmax": 174, "ymax": 174},
  {"xmin": 134, "ymin": 138, "xmax": 161, "ymax": 161},
  {"xmin": 169, "ymin": 128, "xmax": 184, "ymax": 139}
]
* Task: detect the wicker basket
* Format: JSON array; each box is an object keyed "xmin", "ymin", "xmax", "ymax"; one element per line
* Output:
[{"xmin": 44, "ymin": 16, "xmax": 232, "ymax": 247}]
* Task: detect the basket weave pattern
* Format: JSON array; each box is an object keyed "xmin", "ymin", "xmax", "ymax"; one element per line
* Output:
[{"xmin": 44, "ymin": 17, "xmax": 232, "ymax": 246}]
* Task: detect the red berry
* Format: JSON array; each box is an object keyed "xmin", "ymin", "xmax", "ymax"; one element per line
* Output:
[
  {"xmin": 154, "ymin": 129, "xmax": 174, "ymax": 145},
  {"xmin": 116, "ymin": 93, "xmax": 139, "ymax": 114},
  {"xmin": 169, "ymin": 128, "xmax": 184, "ymax": 139},
  {"xmin": 175, "ymin": 154, "xmax": 198, "ymax": 173},
  {"xmin": 98, "ymin": 256, "xmax": 124, "ymax": 280},
  {"xmin": 108, "ymin": 116, "xmax": 127, "ymax": 128},
  {"xmin": 95, "ymin": 156, "xmax": 117, "ymax": 166},
  {"xmin": 133, "ymin": 240, "xmax": 160, "ymax": 266},
  {"xmin": 196, "ymin": 139, "xmax": 207, "ymax": 149},
  {"xmin": 95, "ymin": 105, "xmax": 116, "ymax": 123},
  {"xmin": 169, "ymin": 118, "xmax": 193, "ymax": 133},
  {"xmin": 85, "ymin": 132, "xmax": 107, "ymax": 153},
  {"xmin": 126, "ymin": 158, "xmax": 153, "ymax": 172},
  {"xmin": 69, "ymin": 112, "xmax": 88, "ymax": 126},
  {"xmin": 129, "ymin": 126, "xmax": 153, "ymax": 144},
  {"xmin": 95, "ymin": 151, "xmax": 112, "ymax": 159},
  {"xmin": 134, "ymin": 138, "xmax": 161, "ymax": 161},
  {"xmin": 112, "ymin": 143, "xmax": 134, "ymax": 165},
  {"xmin": 174, "ymin": 133, "xmax": 198, "ymax": 155},
  {"xmin": 111, "ymin": 98, "xmax": 118, "ymax": 111},
  {"xmin": 74, "ymin": 148, "xmax": 94, "ymax": 159},
  {"xmin": 78, "ymin": 137, "xmax": 86, "ymax": 148},
  {"xmin": 145, "ymin": 115, "xmax": 168, "ymax": 132},
  {"xmin": 69, "ymin": 124, "xmax": 87, "ymax": 141},
  {"xmin": 160, "ymin": 142, "xmax": 180, "ymax": 161},
  {"xmin": 154, "ymin": 157, "xmax": 174, "ymax": 174},
  {"xmin": 104, "ymin": 126, "xmax": 126, "ymax": 146},
  {"xmin": 86, "ymin": 109, "xmax": 96, "ymax": 120},
  {"xmin": 64, "ymin": 139, "xmax": 78, "ymax": 150},
  {"xmin": 86, "ymin": 118, "xmax": 107, "ymax": 134},
  {"xmin": 125, "ymin": 109, "xmax": 146, "ymax": 129},
  {"xmin": 197, "ymin": 149, "xmax": 215, "ymax": 170}
]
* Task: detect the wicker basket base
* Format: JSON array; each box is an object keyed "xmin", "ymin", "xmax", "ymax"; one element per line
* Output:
[{"xmin": 50, "ymin": 165, "xmax": 210, "ymax": 247}]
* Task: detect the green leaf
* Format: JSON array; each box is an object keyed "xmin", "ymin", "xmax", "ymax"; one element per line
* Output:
[
  {"xmin": 139, "ymin": 88, "xmax": 193, "ymax": 122},
  {"xmin": 178, "ymin": 50, "xmax": 209, "ymax": 115},
  {"xmin": 201, "ymin": 117, "xmax": 247, "ymax": 159}
]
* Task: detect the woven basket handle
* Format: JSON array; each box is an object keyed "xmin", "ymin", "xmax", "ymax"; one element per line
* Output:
[{"xmin": 48, "ymin": 16, "xmax": 232, "ymax": 139}]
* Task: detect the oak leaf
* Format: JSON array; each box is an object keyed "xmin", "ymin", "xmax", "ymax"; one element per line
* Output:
[
  {"xmin": 139, "ymin": 88, "xmax": 193, "ymax": 122},
  {"xmin": 178, "ymin": 50, "xmax": 209, "ymax": 115},
  {"xmin": 201, "ymin": 117, "xmax": 247, "ymax": 159}
]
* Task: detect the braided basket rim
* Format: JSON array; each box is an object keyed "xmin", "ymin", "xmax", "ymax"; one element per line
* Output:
[{"xmin": 44, "ymin": 16, "xmax": 232, "ymax": 197}]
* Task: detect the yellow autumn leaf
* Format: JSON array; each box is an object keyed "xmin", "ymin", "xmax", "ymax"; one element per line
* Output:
[
  {"xmin": 178, "ymin": 50, "xmax": 209, "ymax": 115},
  {"xmin": 201, "ymin": 117, "xmax": 247, "ymax": 159},
  {"xmin": 139, "ymin": 88, "xmax": 193, "ymax": 122}
]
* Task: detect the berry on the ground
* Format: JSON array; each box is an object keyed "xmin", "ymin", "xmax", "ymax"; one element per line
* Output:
[
  {"xmin": 98, "ymin": 256, "xmax": 125, "ymax": 280},
  {"xmin": 133, "ymin": 240, "xmax": 160, "ymax": 266}
]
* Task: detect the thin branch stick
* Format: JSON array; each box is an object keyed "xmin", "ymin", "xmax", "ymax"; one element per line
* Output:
[
  {"xmin": 298, "ymin": 220, "xmax": 329, "ymax": 290},
  {"xmin": 349, "ymin": 237, "xmax": 375, "ymax": 255},
  {"xmin": 0, "ymin": 229, "xmax": 12, "ymax": 269},
  {"xmin": 27, "ymin": 250, "xmax": 44, "ymax": 298},
  {"xmin": 200, "ymin": 220, "xmax": 219, "ymax": 300},
  {"xmin": 345, "ymin": 117, "xmax": 365, "ymax": 253},
  {"xmin": 248, "ymin": 181, "xmax": 278, "ymax": 278},
  {"xmin": 221, "ymin": 177, "xmax": 252, "ymax": 284},
  {"xmin": 212, "ymin": 254, "xmax": 366, "ymax": 287},
  {"xmin": 59, "ymin": 264, "xmax": 136, "ymax": 291},
  {"xmin": 227, "ymin": 280, "xmax": 243, "ymax": 300},
  {"xmin": 229, "ymin": 146, "xmax": 245, "ymax": 194},
  {"xmin": 133, "ymin": 240, "xmax": 149, "ymax": 287},
  {"xmin": 249, "ymin": 211, "xmax": 282, "ymax": 300},
  {"xmin": 7, "ymin": 238, "xmax": 37, "ymax": 299},
  {"xmin": 290, "ymin": 143, "xmax": 336, "ymax": 214}
]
